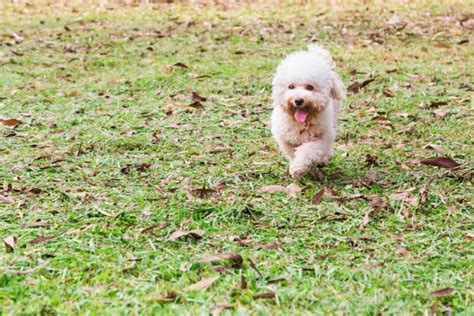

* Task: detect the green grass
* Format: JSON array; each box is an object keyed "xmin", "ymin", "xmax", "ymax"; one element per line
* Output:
[{"xmin": 1, "ymin": 1, "xmax": 473, "ymax": 314}]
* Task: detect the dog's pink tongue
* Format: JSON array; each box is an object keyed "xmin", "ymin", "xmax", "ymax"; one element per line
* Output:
[{"xmin": 295, "ymin": 109, "xmax": 308, "ymax": 123}]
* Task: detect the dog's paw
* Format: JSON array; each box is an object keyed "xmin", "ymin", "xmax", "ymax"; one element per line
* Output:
[{"xmin": 289, "ymin": 163, "xmax": 310, "ymax": 178}]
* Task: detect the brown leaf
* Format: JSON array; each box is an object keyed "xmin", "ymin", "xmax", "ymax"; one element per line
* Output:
[
  {"xmin": 255, "ymin": 242, "xmax": 280, "ymax": 250},
  {"xmin": 397, "ymin": 245, "xmax": 410, "ymax": 258},
  {"xmin": 152, "ymin": 291, "xmax": 177, "ymax": 302},
  {"xmin": 286, "ymin": 183, "xmax": 301, "ymax": 197},
  {"xmin": 383, "ymin": 88, "xmax": 395, "ymax": 97},
  {"xmin": 184, "ymin": 275, "xmax": 219, "ymax": 291},
  {"xmin": 419, "ymin": 177, "xmax": 434, "ymax": 206},
  {"xmin": 241, "ymin": 275, "xmax": 248, "ymax": 289},
  {"xmin": 311, "ymin": 188, "xmax": 324, "ymax": 204},
  {"xmin": 465, "ymin": 232, "xmax": 474, "ymax": 240},
  {"xmin": 361, "ymin": 195, "xmax": 386, "ymax": 227},
  {"xmin": 191, "ymin": 187, "xmax": 216, "ymax": 199},
  {"xmin": 348, "ymin": 77, "xmax": 376, "ymax": 94},
  {"xmin": 257, "ymin": 185, "xmax": 287, "ymax": 193},
  {"xmin": 192, "ymin": 92, "xmax": 207, "ymax": 102},
  {"xmin": 419, "ymin": 100, "xmax": 447, "ymax": 109},
  {"xmin": 3, "ymin": 236, "xmax": 17, "ymax": 252},
  {"xmin": 420, "ymin": 157, "xmax": 460, "ymax": 169},
  {"xmin": 1, "ymin": 196, "xmax": 15, "ymax": 204},
  {"xmin": 24, "ymin": 220, "xmax": 50, "ymax": 228},
  {"xmin": 167, "ymin": 229, "xmax": 204, "ymax": 241},
  {"xmin": 210, "ymin": 304, "xmax": 233, "ymax": 315},
  {"xmin": 28, "ymin": 188, "xmax": 42, "ymax": 194},
  {"xmin": 424, "ymin": 144, "xmax": 448, "ymax": 155},
  {"xmin": 253, "ymin": 292, "xmax": 276, "ymax": 299},
  {"xmin": 391, "ymin": 190, "xmax": 417, "ymax": 206},
  {"xmin": 365, "ymin": 154, "xmax": 379, "ymax": 166},
  {"xmin": 151, "ymin": 130, "xmax": 161, "ymax": 144},
  {"xmin": 248, "ymin": 258, "xmax": 262, "ymax": 276},
  {"xmin": 172, "ymin": 62, "xmax": 189, "ymax": 69},
  {"xmin": 197, "ymin": 253, "xmax": 243, "ymax": 268},
  {"xmin": 1, "ymin": 118, "xmax": 22, "ymax": 126},
  {"xmin": 121, "ymin": 163, "xmax": 152, "ymax": 174},
  {"xmin": 211, "ymin": 265, "xmax": 227, "ymax": 273},
  {"xmin": 188, "ymin": 101, "xmax": 204, "ymax": 109},
  {"xmin": 433, "ymin": 108, "xmax": 449, "ymax": 118},
  {"xmin": 135, "ymin": 163, "xmax": 152, "ymax": 172},
  {"xmin": 29, "ymin": 236, "xmax": 54, "ymax": 244},
  {"xmin": 431, "ymin": 287, "xmax": 455, "ymax": 297},
  {"xmin": 268, "ymin": 278, "xmax": 288, "ymax": 284},
  {"xmin": 140, "ymin": 221, "xmax": 168, "ymax": 234},
  {"xmin": 430, "ymin": 304, "xmax": 452, "ymax": 314},
  {"xmin": 367, "ymin": 195, "xmax": 385, "ymax": 211}
]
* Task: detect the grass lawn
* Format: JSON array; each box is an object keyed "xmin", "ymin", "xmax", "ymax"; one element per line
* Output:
[{"xmin": 1, "ymin": 1, "xmax": 473, "ymax": 314}]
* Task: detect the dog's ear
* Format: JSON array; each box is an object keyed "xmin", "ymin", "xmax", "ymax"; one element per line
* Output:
[{"xmin": 330, "ymin": 71, "xmax": 345, "ymax": 101}]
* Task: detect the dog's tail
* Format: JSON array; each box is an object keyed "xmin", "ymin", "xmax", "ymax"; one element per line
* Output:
[{"xmin": 308, "ymin": 44, "xmax": 334, "ymax": 67}]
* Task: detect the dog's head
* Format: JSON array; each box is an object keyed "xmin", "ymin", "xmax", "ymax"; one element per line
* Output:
[{"xmin": 271, "ymin": 45, "xmax": 345, "ymax": 123}]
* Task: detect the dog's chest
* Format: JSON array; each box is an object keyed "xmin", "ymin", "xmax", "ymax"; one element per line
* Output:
[{"xmin": 286, "ymin": 122, "xmax": 324, "ymax": 145}]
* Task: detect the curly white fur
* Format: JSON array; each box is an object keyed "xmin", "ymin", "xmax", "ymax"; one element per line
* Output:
[{"xmin": 271, "ymin": 44, "xmax": 345, "ymax": 178}]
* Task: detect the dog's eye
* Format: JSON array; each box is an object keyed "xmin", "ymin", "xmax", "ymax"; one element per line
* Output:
[
  {"xmin": 306, "ymin": 85, "xmax": 314, "ymax": 91},
  {"xmin": 288, "ymin": 84, "xmax": 295, "ymax": 89}
]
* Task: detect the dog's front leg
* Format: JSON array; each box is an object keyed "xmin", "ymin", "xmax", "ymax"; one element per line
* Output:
[
  {"xmin": 289, "ymin": 138, "xmax": 334, "ymax": 178},
  {"xmin": 278, "ymin": 141, "xmax": 296, "ymax": 162}
]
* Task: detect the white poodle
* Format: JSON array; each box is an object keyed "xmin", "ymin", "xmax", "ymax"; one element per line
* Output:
[{"xmin": 271, "ymin": 44, "xmax": 345, "ymax": 178}]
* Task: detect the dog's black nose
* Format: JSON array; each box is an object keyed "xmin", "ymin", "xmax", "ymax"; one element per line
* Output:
[{"xmin": 294, "ymin": 98, "xmax": 304, "ymax": 107}]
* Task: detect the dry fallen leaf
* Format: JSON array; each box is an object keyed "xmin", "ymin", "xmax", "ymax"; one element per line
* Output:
[
  {"xmin": 140, "ymin": 221, "xmax": 168, "ymax": 234},
  {"xmin": 190, "ymin": 187, "xmax": 216, "ymax": 199},
  {"xmin": 28, "ymin": 236, "xmax": 54, "ymax": 244},
  {"xmin": 286, "ymin": 183, "xmax": 301, "ymax": 197},
  {"xmin": 188, "ymin": 101, "xmax": 204, "ymax": 109},
  {"xmin": 24, "ymin": 220, "xmax": 50, "ymax": 228},
  {"xmin": 253, "ymin": 292, "xmax": 276, "ymax": 299},
  {"xmin": 184, "ymin": 275, "xmax": 219, "ymax": 291},
  {"xmin": 3, "ymin": 236, "xmax": 17, "ymax": 252},
  {"xmin": 172, "ymin": 62, "xmax": 188, "ymax": 69},
  {"xmin": 311, "ymin": 188, "xmax": 324, "ymax": 204},
  {"xmin": 197, "ymin": 253, "xmax": 243, "ymax": 268},
  {"xmin": 192, "ymin": 92, "xmax": 207, "ymax": 102},
  {"xmin": 255, "ymin": 242, "xmax": 280, "ymax": 250},
  {"xmin": 257, "ymin": 184, "xmax": 301, "ymax": 198},
  {"xmin": 361, "ymin": 195, "xmax": 386, "ymax": 227},
  {"xmin": 365, "ymin": 154, "xmax": 379, "ymax": 166},
  {"xmin": 1, "ymin": 118, "xmax": 22, "ymax": 126},
  {"xmin": 167, "ymin": 229, "xmax": 204, "ymax": 241},
  {"xmin": 121, "ymin": 163, "xmax": 152, "ymax": 174},
  {"xmin": 1, "ymin": 196, "xmax": 15, "ymax": 204},
  {"xmin": 433, "ymin": 108, "xmax": 449, "ymax": 118},
  {"xmin": 152, "ymin": 291, "xmax": 177, "ymax": 302},
  {"xmin": 419, "ymin": 177, "xmax": 434, "ymax": 206},
  {"xmin": 348, "ymin": 77, "xmax": 376, "ymax": 94},
  {"xmin": 397, "ymin": 244, "xmax": 411, "ymax": 257},
  {"xmin": 241, "ymin": 275, "xmax": 248, "ymax": 290},
  {"xmin": 431, "ymin": 287, "xmax": 455, "ymax": 297},
  {"xmin": 465, "ymin": 232, "xmax": 474, "ymax": 240},
  {"xmin": 424, "ymin": 144, "xmax": 448, "ymax": 155},
  {"xmin": 211, "ymin": 304, "xmax": 233, "ymax": 315},
  {"xmin": 257, "ymin": 185, "xmax": 288, "ymax": 193},
  {"xmin": 268, "ymin": 278, "xmax": 288, "ymax": 284},
  {"xmin": 421, "ymin": 157, "xmax": 460, "ymax": 169}
]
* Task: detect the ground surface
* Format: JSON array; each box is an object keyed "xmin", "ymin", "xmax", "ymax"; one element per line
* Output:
[{"xmin": 1, "ymin": 1, "xmax": 473, "ymax": 314}]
